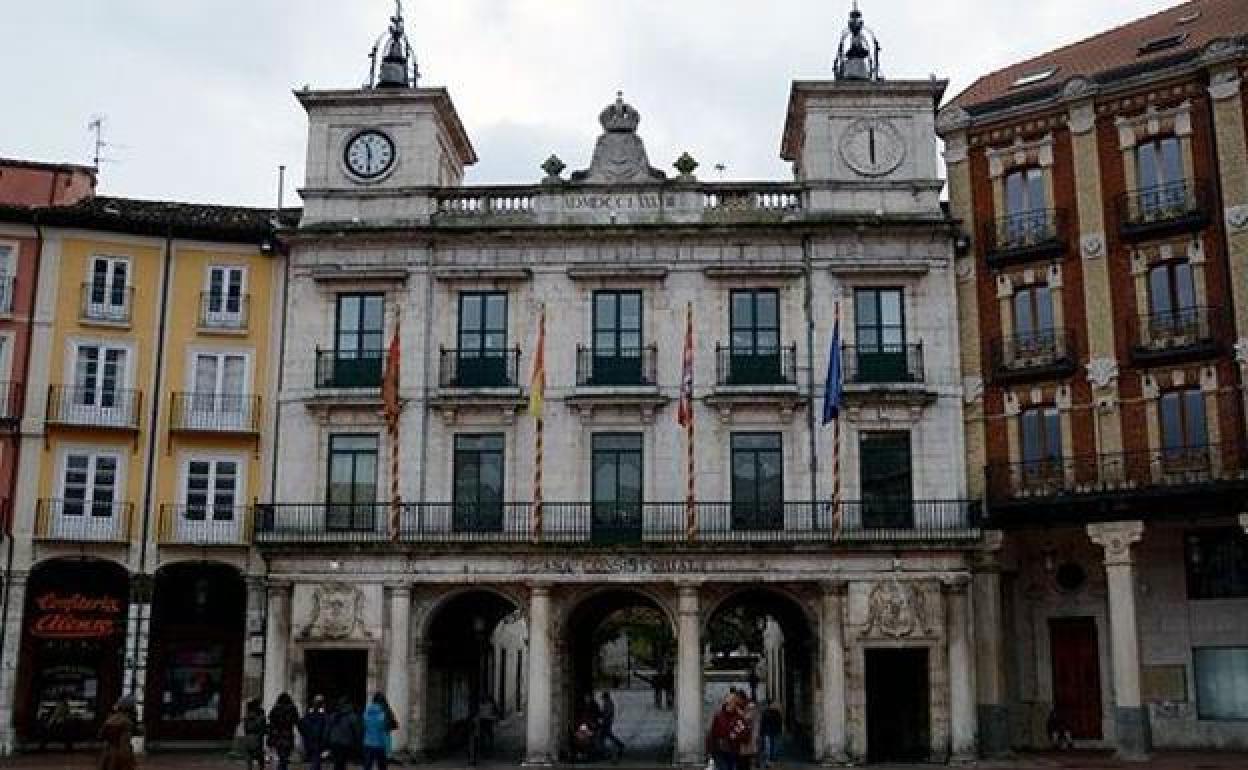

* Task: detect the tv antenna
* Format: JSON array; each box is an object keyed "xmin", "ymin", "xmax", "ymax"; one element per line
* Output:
[{"xmin": 87, "ymin": 115, "xmax": 120, "ymax": 170}]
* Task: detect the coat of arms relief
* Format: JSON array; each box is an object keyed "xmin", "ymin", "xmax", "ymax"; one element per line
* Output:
[
  {"xmin": 296, "ymin": 583, "xmax": 375, "ymax": 641},
  {"xmin": 861, "ymin": 580, "xmax": 931, "ymax": 639}
]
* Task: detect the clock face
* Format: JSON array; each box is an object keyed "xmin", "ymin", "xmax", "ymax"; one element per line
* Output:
[
  {"xmin": 344, "ymin": 130, "xmax": 396, "ymax": 179},
  {"xmin": 839, "ymin": 118, "xmax": 906, "ymax": 177}
]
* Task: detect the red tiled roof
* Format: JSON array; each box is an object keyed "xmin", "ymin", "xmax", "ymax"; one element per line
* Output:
[{"xmin": 950, "ymin": 0, "xmax": 1248, "ymax": 111}]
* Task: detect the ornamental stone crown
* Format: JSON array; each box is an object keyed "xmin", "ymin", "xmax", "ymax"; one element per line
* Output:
[{"xmin": 599, "ymin": 92, "xmax": 641, "ymax": 133}]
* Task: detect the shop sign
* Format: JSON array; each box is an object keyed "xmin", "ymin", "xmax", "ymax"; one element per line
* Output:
[{"xmin": 31, "ymin": 592, "xmax": 124, "ymax": 639}]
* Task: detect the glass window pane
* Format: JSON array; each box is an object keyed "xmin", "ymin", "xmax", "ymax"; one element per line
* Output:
[
  {"xmin": 1174, "ymin": 262, "xmax": 1196, "ymax": 310},
  {"xmin": 1160, "ymin": 394, "xmax": 1183, "ymax": 450},
  {"xmin": 620, "ymin": 293, "xmax": 641, "ymax": 331},
  {"xmin": 731, "ymin": 292, "xmax": 753, "ymax": 330},
  {"xmin": 1149, "ymin": 267, "xmax": 1173, "ymax": 316},
  {"xmin": 1137, "ymin": 142, "xmax": 1158, "ymax": 190},
  {"xmin": 1014, "ymin": 292, "xmax": 1035, "ymax": 335},
  {"xmin": 484, "ymin": 294, "xmax": 506, "ymax": 331},
  {"xmin": 460, "ymin": 295, "xmax": 481, "ymax": 331},
  {"xmin": 338, "ymin": 297, "xmax": 360, "ymax": 332},
  {"xmin": 362, "ymin": 296, "xmax": 384, "ymax": 333},
  {"xmin": 1005, "ymin": 172, "xmax": 1024, "ymax": 216},
  {"xmin": 1026, "ymin": 169, "xmax": 1046, "ymax": 211},
  {"xmin": 1161, "ymin": 138, "xmax": 1183, "ymax": 186},
  {"xmin": 594, "ymin": 293, "xmax": 616, "ymax": 331},
  {"xmin": 1195, "ymin": 648, "xmax": 1248, "ymax": 720},
  {"xmin": 1185, "ymin": 391, "xmax": 1207, "ymax": 446},
  {"xmin": 1035, "ymin": 286, "xmax": 1054, "ymax": 330},
  {"xmin": 879, "ymin": 291, "xmax": 902, "ymax": 326},
  {"xmin": 756, "ymin": 292, "xmax": 778, "ymax": 329}
]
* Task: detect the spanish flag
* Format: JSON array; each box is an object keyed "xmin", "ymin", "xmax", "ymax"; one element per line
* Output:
[{"xmin": 529, "ymin": 304, "xmax": 546, "ymax": 417}]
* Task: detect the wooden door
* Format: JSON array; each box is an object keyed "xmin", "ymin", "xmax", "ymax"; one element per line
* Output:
[{"xmin": 1049, "ymin": 617, "xmax": 1103, "ymax": 740}]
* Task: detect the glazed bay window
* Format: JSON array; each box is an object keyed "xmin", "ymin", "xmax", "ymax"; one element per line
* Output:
[
  {"xmin": 1185, "ymin": 529, "xmax": 1248, "ymax": 600},
  {"xmin": 591, "ymin": 433, "xmax": 643, "ymax": 542},
  {"xmin": 853, "ymin": 288, "xmax": 907, "ymax": 382},
  {"xmin": 1194, "ymin": 648, "xmax": 1248, "ymax": 720},
  {"xmin": 1159, "ymin": 387, "xmax": 1208, "ymax": 472},
  {"xmin": 456, "ymin": 292, "xmax": 509, "ymax": 387},
  {"xmin": 859, "ymin": 432, "xmax": 912, "ymax": 528},
  {"xmin": 590, "ymin": 291, "xmax": 644, "ymax": 385},
  {"xmin": 731, "ymin": 433, "xmax": 783, "ymax": 531},
  {"xmin": 728, "ymin": 289, "xmax": 781, "ymax": 385},
  {"xmin": 326, "ymin": 434, "xmax": 378, "ymax": 531},
  {"xmin": 320, "ymin": 294, "xmax": 384, "ymax": 388},
  {"xmin": 1003, "ymin": 167, "xmax": 1049, "ymax": 246},
  {"xmin": 453, "ymin": 434, "xmax": 505, "ymax": 532}
]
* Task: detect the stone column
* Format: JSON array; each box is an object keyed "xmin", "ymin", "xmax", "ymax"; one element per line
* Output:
[
  {"xmin": 944, "ymin": 575, "xmax": 976, "ymax": 762},
  {"xmin": 1087, "ymin": 521, "xmax": 1150, "ymax": 760},
  {"xmin": 525, "ymin": 584, "xmax": 554, "ymax": 765},
  {"xmin": 263, "ymin": 580, "xmax": 293, "ymax": 709},
  {"xmin": 408, "ymin": 644, "xmax": 429, "ymax": 760},
  {"xmin": 818, "ymin": 581, "xmax": 847, "ymax": 764},
  {"xmin": 385, "ymin": 584, "xmax": 412, "ymax": 753},
  {"xmin": 675, "ymin": 583, "xmax": 703, "ymax": 766},
  {"xmin": 974, "ymin": 531, "xmax": 1010, "ymax": 756},
  {"xmin": 0, "ymin": 572, "xmax": 28, "ymax": 755}
]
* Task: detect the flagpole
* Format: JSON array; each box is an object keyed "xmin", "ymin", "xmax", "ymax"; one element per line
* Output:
[
  {"xmin": 532, "ymin": 304, "xmax": 546, "ymax": 543},
  {"xmin": 683, "ymin": 303, "xmax": 696, "ymax": 543},
  {"xmin": 387, "ymin": 309, "xmax": 402, "ymax": 543},
  {"xmin": 830, "ymin": 301, "xmax": 842, "ymax": 539}
]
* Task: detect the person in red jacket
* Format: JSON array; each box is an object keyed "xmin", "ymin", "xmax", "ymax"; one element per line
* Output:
[{"xmin": 706, "ymin": 692, "xmax": 749, "ymax": 770}]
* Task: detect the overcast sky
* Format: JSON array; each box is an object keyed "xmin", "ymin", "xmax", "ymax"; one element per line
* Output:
[{"xmin": 1, "ymin": 0, "xmax": 1179, "ymax": 207}]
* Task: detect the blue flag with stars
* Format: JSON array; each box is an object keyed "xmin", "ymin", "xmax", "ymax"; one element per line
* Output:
[{"xmin": 822, "ymin": 315, "xmax": 843, "ymax": 425}]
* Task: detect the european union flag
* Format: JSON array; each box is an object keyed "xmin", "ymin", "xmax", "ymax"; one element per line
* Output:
[{"xmin": 822, "ymin": 315, "xmax": 843, "ymax": 425}]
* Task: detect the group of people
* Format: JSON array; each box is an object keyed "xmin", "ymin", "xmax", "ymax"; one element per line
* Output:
[
  {"xmin": 572, "ymin": 691, "xmax": 626, "ymax": 762},
  {"xmin": 241, "ymin": 692, "xmax": 399, "ymax": 770},
  {"xmin": 706, "ymin": 690, "xmax": 783, "ymax": 770}
]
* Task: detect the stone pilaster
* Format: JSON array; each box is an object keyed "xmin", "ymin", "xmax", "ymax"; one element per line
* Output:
[
  {"xmin": 385, "ymin": 584, "xmax": 412, "ymax": 753},
  {"xmin": 675, "ymin": 583, "xmax": 704, "ymax": 766},
  {"xmin": 0, "ymin": 573, "xmax": 28, "ymax": 755},
  {"xmin": 241, "ymin": 577, "xmax": 267, "ymax": 721},
  {"xmin": 974, "ymin": 531, "xmax": 1010, "ymax": 757},
  {"xmin": 525, "ymin": 584, "xmax": 554, "ymax": 765},
  {"xmin": 818, "ymin": 581, "xmax": 848, "ymax": 765},
  {"xmin": 262, "ymin": 580, "xmax": 293, "ymax": 709},
  {"xmin": 1087, "ymin": 521, "xmax": 1150, "ymax": 760},
  {"xmin": 1207, "ymin": 69, "xmax": 1248, "ymax": 348},
  {"xmin": 408, "ymin": 644, "xmax": 429, "ymax": 760},
  {"xmin": 944, "ymin": 576, "xmax": 976, "ymax": 763}
]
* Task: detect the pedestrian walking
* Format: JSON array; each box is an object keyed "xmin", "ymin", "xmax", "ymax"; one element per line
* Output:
[
  {"xmin": 706, "ymin": 692, "xmax": 747, "ymax": 770},
  {"xmin": 599, "ymin": 691, "xmax": 625, "ymax": 760},
  {"xmin": 40, "ymin": 695, "xmax": 73, "ymax": 752},
  {"xmin": 97, "ymin": 695, "xmax": 137, "ymax": 770},
  {"xmin": 362, "ymin": 693, "xmax": 391, "ymax": 770},
  {"xmin": 760, "ymin": 700, "xmax": 782, "ymax": 768},
  {"xmin": 326, "ymin": 697, "xmax": 363, "ymax": 770},
  {"xmin": 299, "ymin": 695, "xmax": 330, "ymax": 770},
  {"xmin": 267, "ymin": 693, "xmax": 300, "ymax": 770},
  {"xmin": 739, "ymin": 697, "xmax": 760, "ymax": 770},
  {"xmin": 241, "ymin": 698, "xmax": 268, "ymax": 770}
]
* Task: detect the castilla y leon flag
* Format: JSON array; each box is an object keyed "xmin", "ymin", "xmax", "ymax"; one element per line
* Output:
[
  {"xmin": 382, "ymin": 316, "xmax": 401, "ymax": 541},
  {"xmin": 677, "ymin": 303, "xmax": 694, "ymax": 428},
  {"xmin": 529, "ymin": 305, "xmax": 546, "ymax": 418}
]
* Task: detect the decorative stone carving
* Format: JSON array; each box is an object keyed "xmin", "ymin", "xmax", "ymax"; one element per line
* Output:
[
  {"xmin": 862, "ymin": 580, "xmax": 929, "ymax": 639},
  {"xmin": 540, "ymin": 155, "xmax": 566, "ymax": 184},
  {"xmin": 1003, "ymin": 391, "xmax": 1021, "ymax": 417},
  {"xmin": 1141, "ymin": 373, "xmax": 1160, "ymax": 400},
  {"xmin": 1062, "ymin": 77, "xmax": 1093, "ymax": 100},
  {"xmin": 985, "ymin": 134, "xmax": 1054, "ymax": 178},
  {"xmin": 1208, "ymin": 70, "xmax": 1242, "ymax": 100},
  {"xmin": 673, "ymin": 152, "xmax": 699, "ymax": 180},
  {"xmin": 954, "ymin": 255, "xmax": 974, "ymax": 282},
  {"xmin": 1086, "ymin": 357, "xmax": 1119, "ymax": 389},
  {"xmin": 571, "ymin": 93, "xmax": 665, "ymax": 185},
  {"xmin": 942, "ymin": 135, "xmax": 968, "ymax": 165},
  {"xmin": 1226, "ymin": 205, "xmax": 1248, "ymax": 234},
  {"xmin": 935, "ymin": 105, "xmax": 971, "ymax": 135},
  {"xmin": 1080, "ymin": 233, "xmax": 1105, "ymax": 260},
  {"xmin": 1087, "ymin": 521, "xmax": 1145, "ymax": 567},
  {"xmin": 1068, "ymin": 102, "xmax": 1096, "ymax": 135},
  {"xmin": 962, "ymin": 376, "xmax": 983, "ymax": 405},
  {"xmin": 297, "ymin": 583, "xmax": 375, "ymax": 641}
]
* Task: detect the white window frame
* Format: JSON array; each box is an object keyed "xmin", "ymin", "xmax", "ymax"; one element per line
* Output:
[
  {"xmin": 183, "ymin": 348, "xmax": 252, "ymax": 430},
  {"xmin": 65, "ymin": 339, "xmax": 134, "ymax": 425},
  {"xmin": 53, "ymin": 445, "xmax": 127, "ymax": 540},
  {"xmin": 0, "ymin": 240, "xmax": 16, "ymax": 315},
  {"xmin": 84, "ymin": 254, "xmax": 131, "ymax": 322},
  {"xmin": 176, "ymin": 452, "xmax": 247, "ymax": 544},
  {"xmin": 203, "ymin": 264, "xmax": 248, "ymax": 328}
]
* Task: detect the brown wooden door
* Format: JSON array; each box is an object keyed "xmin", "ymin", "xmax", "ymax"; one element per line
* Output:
[{"xmin": 1050, "ymin": 617, "xmax": 1103, "ymax": 740}]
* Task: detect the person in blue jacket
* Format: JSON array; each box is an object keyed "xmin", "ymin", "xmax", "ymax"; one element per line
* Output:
[{"xmin": 361, "ymin": 692, "xmax": 394, "ymax": 770}]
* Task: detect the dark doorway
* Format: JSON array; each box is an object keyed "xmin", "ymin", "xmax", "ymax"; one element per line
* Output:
[
  {"xmin": 865, "ymin": 648, "xmax": 929, "ymax": 763},
  {"xmin": 1050, "ymin": 617, "xmax": 1103, "ymax": 740},
  {"xmin": 305, "ymin": 650, "xmax": 368, "ymax": 711}
]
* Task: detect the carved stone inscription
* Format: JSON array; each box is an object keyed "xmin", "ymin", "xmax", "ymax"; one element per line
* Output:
[{"xmin": 562, "ymin": 193, "xmax": 678, "ymax": 211}]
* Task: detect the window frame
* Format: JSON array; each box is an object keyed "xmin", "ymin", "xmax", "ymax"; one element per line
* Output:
[
  {"xmin": 592, "ymin": 290, "xmax": 643, "ymax": 357},
  {"xmin": 729, "ymin": 289, "xmax": 781, "ymax": 355},
  {"xmin": 1185, "ymin": 529, "xmax": 1248, "ymax": 600},
  {"xmin": 205, "ymin": 264, "xmax": 247, "ymax": 320},
  {"xmin": 1193, "ymin": 646, "xmax": 1248, "ymax": 721},
  {"xmin": 853, "ymin": 287, "xmax": 906, "ymax": 351},
  {"xmin": 1004, "ymin": 166, "xmax": 1047, "ymax": 217},
  {"xmin": 86, "ymin": 255, "xmax": 131, "ymax": 316},
  {"xmin": 1019, "ymin": 405, "xmax": 1063, "ymax": 465},
  {"xmin": 334, "ymin": 293, "xmax": 385, "ymax": 355},
  {"xmin": 1012, "ymin": 283, "xmax": 1055, "ymax": 339},
  {"xmin": 1134, "ymin": 134, "xmax": 1185, "ymax": 192},
  {"xmin": 180, "ymin": 455, "xmax": 245, "ymax": 522},
  {"xmin": 729, "ymin": 432, "xmax": 785, "ymax": 531},
  {"xmin": 325, "ymin": 433, "xmax": 380, "ymax": 531},
  {"xmin": 452, "ymin": 433, "xmax": 506, "ymax": 532},
  {"xmin": 57, "ymin": 448, "xmax": 124, "ymax": 519},
  {"xmin": 457, "ymin": 292, "xmax": 509, "ymax": 354},
  {"xmin": 1159, "ymin": 387, "xmax": 1208, "ymax": 451}
]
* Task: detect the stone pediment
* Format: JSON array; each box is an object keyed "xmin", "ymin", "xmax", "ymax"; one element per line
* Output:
[{"xmin": 570, "ymin": 93, "xmax": 666, "ymax": 185}]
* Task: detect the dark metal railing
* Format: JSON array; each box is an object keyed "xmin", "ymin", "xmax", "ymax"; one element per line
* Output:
[
  {"xmin": 989, "ymin": 328, "xmax": 1077, "ymax": 380},
  {"xmin": 1117, "ymin": 180, "xmax": 1210, "ymax": 238},
  {"xmin": 158, "ymin": 504, "xmax": 253, "ymax": 545},
  {"xmin": 715, "ymin": 344, "xmax": 798, "ymax": 387},
  {"xmin": 842, "ymin": 344, "xmax": 924, "ymax": 384},
  {"xmin": 1134, "ymin": 306, "xmax": 1221, "ymax": 359},
  {"xmin": 254, "ymin": 499, "xmax": 982, "ymax": 545},
  {"xmin": 576, "ymin": 345, "xmax": 658, "ymax": 387},
  {"xmin": 198, "ymin": 292, "xmax": 250, "ymax": 331},
  {"xmin": 439, "ymin": 347, "xmax": 522, "ymax": 388},
  {"xmin": 986, "ymin": 441, "xmax": 1248, "ymax": 503},
  {"xmin": 170, "ymin": 393, "xmax": 261, "ymax": 433},
  {"xmin": 34, "ymin": 499, "xmax": 134, "ymax": 542},
  {"xmin": 46, "ymin": 385, "xmax": 142, "ymax": 429},
  {"xmin": 315, "ymin": 348, "xmax": 384, "ymax": 389},
  {"xmin": 982, "ymin": 208, "xmax": 1067, "ymax": 265},
  {"xmin": 0, "ymin": 275, "xmax": 13, "ymax": 314},
  {"xmin": 0, "ymin": 380, "xmax": 22, "ymax": 425},
  {"xmin": 79, "ymin": 282, "xmax": 134, "ymax": 324}
]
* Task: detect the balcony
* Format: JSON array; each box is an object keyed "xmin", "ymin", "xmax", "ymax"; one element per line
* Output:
[
  {"xmin": 1116, "ymin": 180, "xmax": 1211, "ymax": 241},
  {"xmin": 985, "ymin": 441, "xmax": 1248, "ymax": 526},
  {"xmin": 714, "ymin": 345, "xmax": 798, "ymax": 387},
  {"xmin": 438, "ymin": 348, "xmax": 522, "ymax": 389},
  {"xmin": 989, "ymin": 328, "xmax": 1078, "ymax": 384},
  {"xmin": 843, "ymin": 344, "xmax": 924, "ymax": 384},
  {"xmin": 576, "ymin": 346, "xmax": 658, "ymax": 387},
  {"xmin": 315, "ymin": 348, "xmax": 383, "ymax": 389},
  {"xmin": 46, "ymin": 385, "xmax": 142, "ymax": 431},
  {"xmin": 79, "ymin": 283, "xmax": 133, "ymax": 325},
  {"xmin": 197, "ymin": 292, "xmax": 250, "ymax": 332},
  {"xmin": 0, "ymin": 275, "xmax": 13, "ymax": 314},
  {"xmin": 1131, "ymin": 306, "xmax": 1223, "ymax": 365},
  {"xmin": 0, "ymin": 380, "xmax": 21, "ymax": 430},
  {"xmin": 157, "ymin": 504, "xmax": 252, "ymax": 546},
  {"xmin": 982, "ymin": 208, "xmax": 1068, "ymax": 267},
  {"xmin": 34, "ymin": 499, "xmax": 134, "ymax": 543},
  {"xmin": 169, "ymin": 393, "xmax": 261, "ymax": 435},
  {"xmin": 254, "ymin": 499, "xmax": 981, "ymax": 546}
]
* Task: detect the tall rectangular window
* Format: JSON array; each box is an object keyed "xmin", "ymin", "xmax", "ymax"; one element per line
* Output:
[
  {"xmin": 727, "ymin": 289, "xmax": 781, "ymax": 385},
  {"xmin": 1020, "ymin": 407, "xmax": 1062, "ymax": 465},
  {"xmin": 1160, "ymin": 388, "xmax": 1207, "ymax": 451},
  {"xmin": 1012, "ymin": 285, "xmax": 1054, "ymax": 338},
  {"xmin": 189, "ymin": 352, "xmax": 247, "ymax": 428},
  {"xmin": 61, "ymin": 452, "xmax": 119, "ymax": 518},
  {"xmin": 184, "ymin": 459, "xmax": 239, "ymax": 521},
  {"xmin": 1004, "ymin": 167, "xmax": 1046, "ymax": 217},
  {"xmin": 1194, "ymin": 648, "xmax": 1248, "ymax": 720},
  {"xmin": 72, "ymin": 344, "xmax": 128, "ymax": 416},
  {"xmin": 205, "ymin": 266, "xmax": 246, "ymax": 327},
  {"xmin": 1186, "ymin": 529, "xmax": 1248, "ymax": 600},
  {"xmin": 326, "ymin": 434, "xmax": 378, "ymax": 531},
  {"xmin": 453, "ymin": 434, "xmax": 505, "ymax": 532},
  {"xmin": 591, "ymin": 433, "xmax": 643, "ymax": 542},
  {"xmin": 859, "ymin": 432, "xmax": 912, "ymax": 528},
  {"xmin": 1147, "ymin": 261, "xmax": 1198, "ymax": 342},
  {"xmin": 0, "ymin": 243, "xmax": 13, "ymax": 314},
  {"xmin": 86, "ymin": 256, "xmax": 130, "ymax": 321},
  {"xmin": 330, "ymin": 294, "xmax": 385, "ymax": 387},
  {"xmin": 591, "ymin": 291, "xmax": 643, "ymax": 385},
  {"xmin": 731, "ymin": 433, "xmax": 783, "ymax": 531},
  {"xmin": 457, "ymin": 292, "xmax": 509, "ymax": 387},
  {"xmin": 854, "ymin": 288, "xmax": 907, "ymax": 382},
  {"xmin": 1136, "ymin": 136, "xmax": 1186, "ymax": 217}
]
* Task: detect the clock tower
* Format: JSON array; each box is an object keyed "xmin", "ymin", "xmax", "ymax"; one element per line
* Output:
[
  {"xmin": 296, "ymin": 2, "xmax": 477, "ymax": 227},
  {"xmin": 781, "ymin": 4, "xmax": 947, "ymax": 215}
]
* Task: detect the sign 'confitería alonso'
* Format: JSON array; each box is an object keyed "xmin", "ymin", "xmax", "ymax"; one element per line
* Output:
[{"xmin": 31, "ymin": 592, "xmax": 123, "ymax": 639}]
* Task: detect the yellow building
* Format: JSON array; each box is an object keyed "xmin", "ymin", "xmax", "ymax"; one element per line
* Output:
[{"xmin": 0, "ymin": 196, "xmax": 289, "ymax": 750}]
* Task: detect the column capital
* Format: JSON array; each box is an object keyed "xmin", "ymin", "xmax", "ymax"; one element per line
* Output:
[
  {"xmin": 1087, "ymin": 521, "xmax": 1145, "ymax": 566},
  {"xmin": 820, "ymin": 580, "xmax": 848, "ymax": 598},
  {"xmin": 941, "ymin": 574, "xmax": 972, "ymax": 594},
  {"xmin": 528, "ymin": 582, "xmax": 552, "ymax": 598},
  {"xmin": 676, "ymin": 581, "xmax": 702, "ymax": 599},
  {"xmin": 385, "ymin": 582, "xmax": 412, "ymax": 598},
  {"xmin": 266, "ymin": 579, "xmax": 294, "ymax": 597}
]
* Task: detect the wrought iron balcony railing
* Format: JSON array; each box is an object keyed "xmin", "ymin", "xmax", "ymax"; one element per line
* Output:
[
  {"xmin": 46, "ymin": 385, "xmax": 142, "ymax": 430},
  {"xmin": 989, "ymin": 328, "xmax": 1078, "ymax": 382},
  {"xmin": 0, "ymin": 380, "xmax": 22, "ymax": 427},
  {"xmin": 982, "ymin": 208, "xmax": 1068, "ymax": 266},
  {"xmin": 1116, "ymin": 180, "xmax": 1211, "ymax": 240},
  {"xmin": 79, "ymin": 283, "xmax": 134, "ymax": 324},
  {"xmin": 0, "ymin": 275, "xmax": 13, "ymax": 314},
  {"xmin": 715, "ymin": 345, "xmax": 798, "ymax": 387},
  {"xmin": 438, "ymin": 347, "xmax": 522, "ymax": 389},
  {"xmin": 34, "ymin": 499, "xmax": 134, "ymax": 543},
  {"xmin": 315, "ymin": 348, "xmax": 384, "ymax": 389},
  {"xmin": 158, "ymin": 504, "xmax": 253, "ymax": 546},
  {"xmin": 254, "ymin": 499, "xmax": 981, "ymax": 546},
  {"xmin": 170, "ymin": 393, "xmax": 261, "ymax": 434},
  {"xmin": 1132, "ymin": 306, "xmax": 1222, "ymax": 363},
  {"xmin": 198, "ymin": 292, "xmax": 250, "ymax": 331},
  {"xmin": 576, "ymin": 345, "xmax": 658, "ymax": 387},
  {"xmin": 842, "ymin": 344, "xmax": 924, "ymax": 384}
]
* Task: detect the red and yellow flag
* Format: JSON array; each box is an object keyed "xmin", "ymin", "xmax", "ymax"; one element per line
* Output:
[{"xmin": 529, "ymin": 305, "xmax": 546, "ymax": 417}]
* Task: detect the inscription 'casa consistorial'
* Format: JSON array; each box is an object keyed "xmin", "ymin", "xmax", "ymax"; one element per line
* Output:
[
  {"xmin": 526, "ymin": 556, "xmax": 703, "ymax": 575},
  {"xmin": 562, "ymin": 192, "xmax": 678, "ymax": 211}
]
